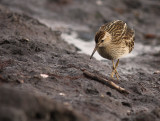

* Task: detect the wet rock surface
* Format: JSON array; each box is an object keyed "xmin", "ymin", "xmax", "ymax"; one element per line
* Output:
[{"xmin": 0, "ymin": 0, "xmax": 160, "ymax": 121}]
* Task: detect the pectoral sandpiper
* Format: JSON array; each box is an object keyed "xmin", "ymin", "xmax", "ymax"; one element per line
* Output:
[{"xmin": 90, "ymin": 20, "xmax": 135, "ymax": 80}]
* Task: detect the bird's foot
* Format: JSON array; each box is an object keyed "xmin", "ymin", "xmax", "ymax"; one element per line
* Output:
[
  {"xmin": 115, "ymin": 72, "xmax": 120, "ymax": 80},
  {"xmin": 110, "ymin": 69, "xmax": 120, "ymax": 80}
]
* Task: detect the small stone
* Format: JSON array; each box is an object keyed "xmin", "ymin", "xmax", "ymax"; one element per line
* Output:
[
  {"xmin": 40, "ymin": 74, "xmax": 49, "ymax": 78},
  {"xmin": 19, "ymin": 38, "xmax": 30, "ymax": 42},
  {"xmin": 17, "ymin": 79, "xmax": 24, "ymax": 84},
  {"xmin": 59, "ymin": 93, "xmax": 66, "ymax": 96},
  {"xmin": 153, "ymin": 70, "xmax": 160, "ymax": 74},
  {"xmin": 100, "ymin": 94, "xmax": 104, "ymax": 97},
  {"xmin": 127, "ymin": 110, "xmax": 131, "ymax": 115}
]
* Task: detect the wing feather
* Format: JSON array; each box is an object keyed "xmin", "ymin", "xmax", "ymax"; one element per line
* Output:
[
  {"xmin": 100, "ymin": 20, "xmax": 127, "ymax": 43},
  {"xmin": 96, "ymin": 20, "xmax": 135, "ymax": 53},
  {"xmin": 123, "ymin": 27, "xmax": 135, "ymax": 52}
]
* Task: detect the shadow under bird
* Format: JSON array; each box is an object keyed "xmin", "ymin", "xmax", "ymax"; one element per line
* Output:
[{"xmin": 90, "ymin": 20, "xmax": 135, "ymax": 80}]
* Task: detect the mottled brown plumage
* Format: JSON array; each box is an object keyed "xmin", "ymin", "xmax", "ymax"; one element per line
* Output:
[{"xmin": 90, "ymin": 20, "xmax": 135, "ymax": 79}]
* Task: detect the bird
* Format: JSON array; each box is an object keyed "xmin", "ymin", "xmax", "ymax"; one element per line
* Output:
[{"xmin": 90, "ymin": 20, "xmax": 135, "ymax": 80}]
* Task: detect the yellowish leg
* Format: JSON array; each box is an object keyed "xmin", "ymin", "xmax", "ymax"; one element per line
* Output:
[
  {"xmin": 115, "ymin": 59, "xmax": 120, "ymax": 79},
  {"xmin": 110, "ymin": 59, "xmax": 120, "ymax": 80},
  {"xmin": 111, "ymin": 60, "xmax": 115, "ymax": 78}
]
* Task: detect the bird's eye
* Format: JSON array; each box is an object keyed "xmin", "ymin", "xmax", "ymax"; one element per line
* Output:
[{"xmin": 101, "ymin": 40, "xmax": 104, "ymax": 42}]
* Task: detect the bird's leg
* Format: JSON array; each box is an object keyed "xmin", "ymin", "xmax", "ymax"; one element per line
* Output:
[
  {"xmin": 111, "ymin": 60, "xmax": 116, "ymax": 78},
  {"xmin": 111, "ymin": 59, "xmax": 120, "ymax": 80},
  {"xmin": 114, "ymin": 59, "xmax": 120, "ymax": 79}
]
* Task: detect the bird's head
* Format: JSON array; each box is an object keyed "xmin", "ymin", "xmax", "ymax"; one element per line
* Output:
[{"xmin": 90, "ymin": 31, "xmax": 111, "ymax": 59}]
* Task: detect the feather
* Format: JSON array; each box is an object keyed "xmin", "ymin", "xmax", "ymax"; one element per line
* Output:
[{"xmin": 96, "ymin": 20, "xmax": 134, "ymax": 53}]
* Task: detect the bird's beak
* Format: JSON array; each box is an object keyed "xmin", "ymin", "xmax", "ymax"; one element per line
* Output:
[{"xmin": 90, "ymin": 44, "xmax": 99, "ymax": 59}]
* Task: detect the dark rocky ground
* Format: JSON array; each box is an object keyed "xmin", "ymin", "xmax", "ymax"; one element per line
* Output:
[{"xmin": 0, "ymin": 0, "xmax": 160, "ymax": 121}]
